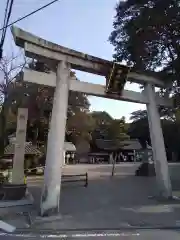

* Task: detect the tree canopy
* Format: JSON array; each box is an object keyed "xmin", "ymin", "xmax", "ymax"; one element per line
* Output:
[
  {"xmin": 90, "ymin": 111, "xmax": 129, "ymax": 146},
  {"xmin": 109, "ymin": 0, "xmax": 180, "ymax": 97},
  {"xmin": 128, "ymin": 108, "xmax": 180, "ymax": 161},
  {"xmin": 0, "ymin": 58, "xmax": 91, "ymax": 147},
  {"xmin": 109, "ymin": 0, "xmax": 180, "ymax": 158}
]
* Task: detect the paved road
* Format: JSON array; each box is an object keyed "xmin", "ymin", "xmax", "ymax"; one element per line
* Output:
[
  {"xmin": 1, "ymin": 229, "xmax": 180, "ymax": 239},
  {"xmin": 2, "ymin": 164, "xmax": 180, "ymax": 234}
]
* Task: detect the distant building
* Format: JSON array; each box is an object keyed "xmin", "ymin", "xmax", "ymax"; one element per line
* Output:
[
  {"xmin": 4, "ymin": 133, "xmax": 76, "ymax": 167},
  {"xmin": 89, "ymin": 139, "xmax": 152, "ymax": 162}
]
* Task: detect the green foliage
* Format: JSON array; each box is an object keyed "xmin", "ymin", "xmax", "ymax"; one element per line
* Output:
[
  {"xmin": 110, "ymin": 1, "xmax": 179, "ymax": 69},
  {"xmin": 90, "ymin": 111, "xmax": 129, "ymax": 144},
  {"xmin": 129, "ymin": 108, "xmax": 180, "ymax": 160},
  {"xmin": 5, "ymin": 60, "xmax": 91, "ymax": 145},
  {"xmin": 110, "ymin": 1, "xmax": 180, "ymax": 159},
  {"xmin": 128, "ymin": 110, "xmax": 150, "ymax": 148},
  {"xmin": 109, "ymin": 0, "xmax": 180, "ymax": 105},
  {"xmin": 130, "ymin": 110, "xmax": 147, "ymax": 122},
  {"xmin": 108, "ymin": 118, "xmax": 129, "ymax": 143},
  {"xmin": 67, "ymin": 111, "xmax": 95, "ymax": 144}
]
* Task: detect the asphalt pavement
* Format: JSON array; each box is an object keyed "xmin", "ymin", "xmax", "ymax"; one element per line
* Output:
[
  {"xmin": 1, "ymin": 229, "xmax": 180, "ymax": 239},
  {"xmin": 1, "ymin": 164, "xmax": 180, "ymax": 239}
]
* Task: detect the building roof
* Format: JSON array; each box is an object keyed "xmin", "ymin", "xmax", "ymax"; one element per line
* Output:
[
  {"xmin": 4, "ymin": 142, "xmax": 42, "ymax": 155},
  {"xmin": 95, "ymin": 139, "xmax": 148, "ymax": 151},
  {"xmin": 64, "ymin": 142, "xmax": 76, "ymax": 152},
  {"xmin": 121, "ymin": 139, "xmax": 142, "ymax": 150},
  {"xmin": 8, "ymin": 132, "xmax": 76, "ymax": 153}
]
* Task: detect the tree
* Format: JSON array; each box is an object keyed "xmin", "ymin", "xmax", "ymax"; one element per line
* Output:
[
  {"xmin": 110, "ymin": 1, "xmax": 179, "ymax": 70},
  {"xmin": 128, "ymin": 108, "xmax": 180, "ymax": 161},
  {"xmin": 108, "ymin": 118, "xmax": 129, "ymax": 143},
  {"xmin": 90, "ymin": 111, "xmax": 114, "ymax": 139},
  {"xmin": 90, "ymin": 111, "xmax": 129, "ymax": 147},
  {"xmin": 130, "ymin": 110, "xmax": 148, "ymax": 122},
  {"xmin": 161, "ymin": 108, "xmax": 180, "ymax": 161},
  {"xmin": 110, "ymin": 0, "xmax": 180, "ymax": 156},
  {"xmin": 109, "ymin": 0, "xmax": 180, "ymax": 103},
  {"xmin": 128, "ymin": 110, "xmax": 150, "ymax": 148},
  {"xmin": 10, "ymin": 60, "xmax": 91, "ymax": 145},
  {"xmin": 67, "ymin": 111, "xmax": 95, "ymax": 144},
  {"xmin": 128, "ymin": 109, "xmax": 174, "ymax": 148},
  {"xmin": 0, "ymin": 53, "xmax": 25, "ymax": 154}
]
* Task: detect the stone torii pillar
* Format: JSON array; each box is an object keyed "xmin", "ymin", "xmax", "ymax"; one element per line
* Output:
[
  {"xmin": 145, "ymin": 83, "xmax": 172, "ymax": 198},
  {"xmin": 40, "ymin": 61, "xmax": 70, "ymax": 216}
]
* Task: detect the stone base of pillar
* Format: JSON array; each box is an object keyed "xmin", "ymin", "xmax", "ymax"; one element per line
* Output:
[
  {"xmin": 40, "ymin": 184, "xmax": 60, "ymax": 217},
  {"xmin": 32, "ymin": 214, "xmax": 62, "ymax": 225}
]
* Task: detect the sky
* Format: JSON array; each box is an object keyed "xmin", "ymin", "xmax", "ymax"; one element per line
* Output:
[{"xmin": 0, "ymin": 0, "xmax": 145, "ymax": 121}]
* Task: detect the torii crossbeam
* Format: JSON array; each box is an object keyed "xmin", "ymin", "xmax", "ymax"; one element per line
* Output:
[{"xmin": 12, "ymin": 26, "xmax": 172, "ymax": 217}]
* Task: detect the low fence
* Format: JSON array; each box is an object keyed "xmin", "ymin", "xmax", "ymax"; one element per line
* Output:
[{"xmin": 61, "ymin": 173, "xmax": 88, "ymax": 187}]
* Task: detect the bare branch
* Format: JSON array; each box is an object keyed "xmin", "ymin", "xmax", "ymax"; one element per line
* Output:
[
  {"xmin": 9, "ymin": 63, "xmax": 26, "ymax": 84},
  {"xmin": 0, "ymin": 51, "xmax": 26, "ymax": 88},
  {"xmin": 0, "ymin": 52, "xmax": 26, "ymax": 108}
]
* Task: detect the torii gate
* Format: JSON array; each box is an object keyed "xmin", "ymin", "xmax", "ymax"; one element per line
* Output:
[{"xmin": 12, "ymin": 26, "xmax": 172, "ymax": 217}]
